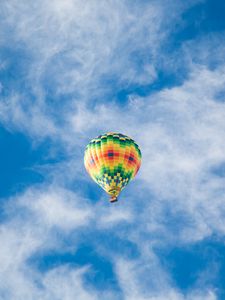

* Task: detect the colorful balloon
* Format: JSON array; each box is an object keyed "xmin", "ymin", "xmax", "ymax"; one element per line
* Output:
[{"xmin": 84, "ymin": 132, "xmax": 141, "ymax": 202}]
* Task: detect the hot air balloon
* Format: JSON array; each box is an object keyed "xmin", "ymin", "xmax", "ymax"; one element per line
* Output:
[{"xmin": 84, "ymin": 132, "xmax": 141, "ymax": 203}]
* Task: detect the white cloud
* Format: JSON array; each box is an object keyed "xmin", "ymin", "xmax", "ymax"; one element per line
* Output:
[
  {"xmin": 96, "ymin": 204, "xmax": 133, "ymax": 228},
  {"xmin": 115, "ymin": 258, "xmax": 217, "ymax": 300},
  {"xmin": 0, "ymin": 0, "xmax": 201, "ymax": 136},
  {"xmin": 41, "ymin": 266, "xmax": 98, "ymax": 300},
  {"xmin": 0, "ymin": 187, "xmax": 103, "ymax": 300},
  {"xmin": 19, "ymin": 187, "xmax": 92, "ymax": 231}
]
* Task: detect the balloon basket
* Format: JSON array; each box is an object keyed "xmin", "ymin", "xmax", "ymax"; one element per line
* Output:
[{"xmin": 110, "ymin": 196, "xmax": 118, "ymax": 203}]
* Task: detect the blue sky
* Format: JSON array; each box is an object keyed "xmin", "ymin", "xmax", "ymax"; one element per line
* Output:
[{"xmin": 0, "ymin": 0, "xmax": 225, "ymax": 299}]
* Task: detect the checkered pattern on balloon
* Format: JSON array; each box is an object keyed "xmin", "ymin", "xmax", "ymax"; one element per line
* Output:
[{"xmin": 84, "ymin": 133, "xmax": 141, "ymax": 202}]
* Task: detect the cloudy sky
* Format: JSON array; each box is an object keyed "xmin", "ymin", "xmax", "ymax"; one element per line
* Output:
[{"xmin": 1, "ymin": 0, "xmax": 225, "ymax": 299}]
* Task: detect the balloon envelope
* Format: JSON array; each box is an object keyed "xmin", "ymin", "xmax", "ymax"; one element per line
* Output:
[{"xmin": 84, "ymin": 132, "xmax": 141, "ymax": 202}]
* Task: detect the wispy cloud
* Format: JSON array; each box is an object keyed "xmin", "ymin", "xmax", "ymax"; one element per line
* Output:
[{"xmin": 0, "ymin": 0, "xmax": 201, "ymax": 136}]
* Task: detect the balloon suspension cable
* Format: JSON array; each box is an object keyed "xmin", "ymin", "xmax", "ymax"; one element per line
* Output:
[{"xmin": 110, "ymin": 195, "xmax": 118, "ymax": 203}]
